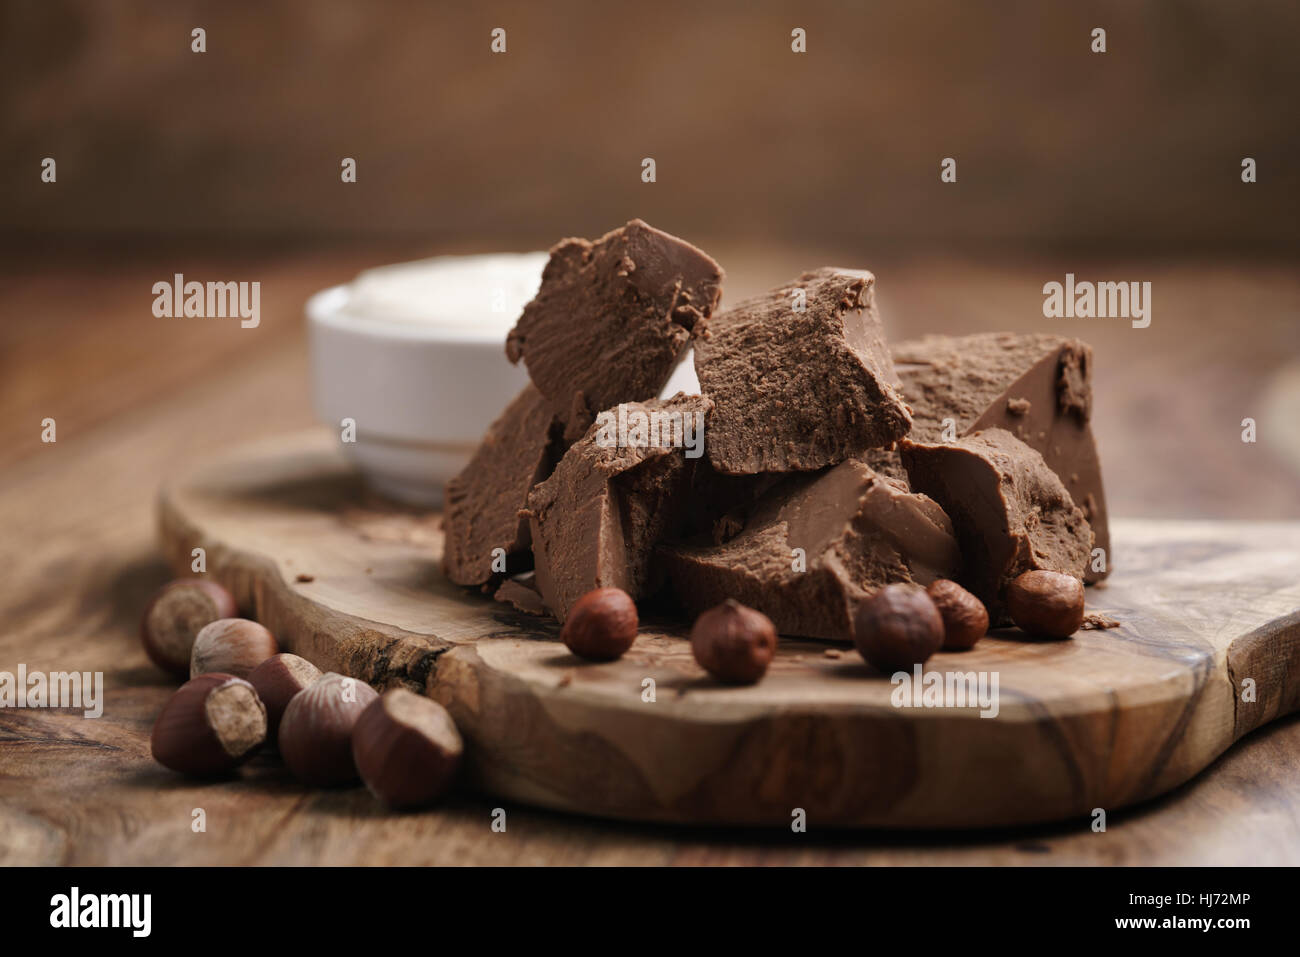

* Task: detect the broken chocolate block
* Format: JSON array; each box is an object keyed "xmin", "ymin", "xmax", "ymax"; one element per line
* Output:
[
  {"xmin": 694, "ymin": 268, "xmax": 911, "ymax": 474},
  {"xmin": 900, "ymin": 428, "xmax": 1093, "ymax": 615},
  {"xmin": 660, "ymin": 460, "xmax": 960, "ymax": 640},
  {"xmin": 524, "ymin": 394, "xmax": 712, "ymax": 621},
  {"xmin": 893, "ymin": 333, "xmax": 1109, "ymax": 581},
  {"xmin": 505, "ymin": 219, "xmax": 723, "ymax": 438},
  {"xmin": 442, "ymin": 385, "xmax": 563, "ymax": 587}
]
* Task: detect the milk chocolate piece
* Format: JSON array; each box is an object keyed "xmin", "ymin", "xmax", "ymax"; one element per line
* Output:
[
  {"xmin": 693, "ymin": 268, "xmax": 911, "ymax": 474},
  {"xmin": 506, "ymin": 220, "xmax": 723, "ymax": 438},
  {"xmin": 493, "ymin": 577, "xmax": 549, "ymax": 617},
  {"xmin": 900, "ymin": 428, "xmax": 1093, "ymax": 615},
  {"xmin": 525, "ymin": 394, "xmax": 712, "ymax": 621},
  {"xmin": 660, "ymin": 461, "xmax": 960, "ymax": 640},
  {"xmin": 893, "ymin": 333, "xmax": 1110, "ymax": 580},
  {"xmin": 442, "ymin": 385, "xmax": 563, "ymax": 586}
]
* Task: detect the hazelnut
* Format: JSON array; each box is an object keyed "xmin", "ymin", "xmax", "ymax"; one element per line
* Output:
[
  {"xmin": 190, "ymin": 618, "xmax": 279, "ymax": 679},
  {"xmin": 140, "ymin": 579, "xmax": 238, "ymax": 677},
  {"xmin": 853, "ymin": 584, "xmax": 944, "ymax": 673},
  {"xmin": 926, "ymin": 579, "xmax": 989, "ymax": 650},
  {"xmin": 1006, "ymin": 570, "xmax": 1085, "ymax": 638},
  {"xmin": 690, "ymin": 599, "xmax": 777, "ymax": 685},
  {"xmin": 247, "ymin": 653, "xmax": 322, "ymax": 738},
  {"xmin": 278, "ymin": 672, "xmax": 378, "ymax": 786},
  {"xmin": 561, "ymin": 587, "xmax": 638, "ymax": 661},
  {"xmin": 151, "ymin": 673, "xmax": 267, "ymax": 776},
  {"xmin": 351, "ymin": 689, "xmax": 463, "ymax": 809}
]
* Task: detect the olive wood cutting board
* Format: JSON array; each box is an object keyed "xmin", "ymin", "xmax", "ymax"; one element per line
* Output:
[{"xmin": 157, "ymin": 430, "xmax": 1300, "ymax": 829}]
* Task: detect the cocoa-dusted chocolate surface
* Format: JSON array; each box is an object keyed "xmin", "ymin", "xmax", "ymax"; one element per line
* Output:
[
  {"xmin": 506, "ymin": 219, "xmax": 723, "ymax": 439},
  {"xmin": 893, "ymin": 333, "xmax": 1109, "ymax": 581},
  {"xmin": 693, "ymin": 268, "xmax": 911, "ymax": 475},
  {"xmin": 442, "ymin": 385, "xmax": 563, "ymax": 586},
  {"xmin": 524, "ymin": 394, "xmax": 712, "ymax": 621},
  {"xmin": 900, "ymin": 428, "xmax": 1092, "ymax": 615},
  {"xmin": 660, "ymin": 460, "xmax": 959, "ymax": 640}
]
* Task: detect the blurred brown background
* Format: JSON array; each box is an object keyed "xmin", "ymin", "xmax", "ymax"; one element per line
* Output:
[
  {"xmin": 2, "ymin": 0, "xmax": 1298, "ymax": 249},
  {"xmin": 0, "ymin": 0, "xmax": 1297, "ymax": 519}
]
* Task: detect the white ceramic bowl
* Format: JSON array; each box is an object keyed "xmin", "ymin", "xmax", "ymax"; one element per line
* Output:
[{"xmin": 306, "ymin": 254, "xmax": 546, "ymax": 505}]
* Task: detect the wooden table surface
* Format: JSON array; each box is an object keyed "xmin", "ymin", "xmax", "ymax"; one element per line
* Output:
[{"xmin": 2, "ymin": 245, "xmax": 1298, "ymax": 865}]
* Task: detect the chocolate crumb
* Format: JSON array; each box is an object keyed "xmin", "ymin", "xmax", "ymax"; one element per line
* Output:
[
  {"xmin": 823, "ymin": 648, "xmax": 843, "ymax": 659},
  {"xmin": 1006, "ymin": 397, "xmax": 1031, "ymax": 416},
  {"xmin": 295, "ymin": 573, "xmax": 315, "ymax": 583},
  {"xmin": 1081, "ymin": 613, "xmax": 1120, "ymax": 630}
]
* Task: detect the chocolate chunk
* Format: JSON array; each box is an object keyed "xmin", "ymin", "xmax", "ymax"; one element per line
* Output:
[
  {"xmin": 1081, "ymin": 612, "xmax": 1121, "ymax": 630},
  {"xmin": 493, "ymin": 577, "xmax": 549, "ymax": 617},
  {"xmin": 506, "ymin": 220, "xmax": 723, "ymax": 436},
  {"xmin": 900, "ymin": 429, "xmax": 1093, "ymax": 615},
  {"xmin": 524, "ymin": 394, "xmax": 712, "ymax": 621},
  {"xmin": 893, "ymin": 333, "xmax": 1110, "ymax": 581},
  {"xmin": 442, "ymin": 385, "xmax": 563, "ymax": 586},
  {"xmin": 660, "ymin": 461, "xmax": 960, "ymax": 640},
  {"xmin": 693, "ymin": 268, "xmax": 912, "ymax": 475}
]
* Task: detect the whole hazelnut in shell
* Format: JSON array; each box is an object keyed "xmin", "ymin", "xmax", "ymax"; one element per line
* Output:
[
  {"xmin": 151, "ymin": 673, "xmax": 267, "ymax": 776},
  {"xmin": 278, "ymin": 672, "xmax": 378, "ymax": 786},
  {"xmin": 561, "ymin": 587, "xmax": 639, "ymax": 661},
  {"xmin": 190, "ymin": 618, "xmax": 279, "ymax": 680},
  {"xmin": 853, "ymin": 584, "xmax": 944, "ymax": 673},
  {"xmin": 352, "ymin": 688, "xmax": 464, "ymax": 809},
  {"xmin": 248, "ymin": 653, "xmax": 322, "ymax": 738},
  {"xmin": 690, "ymin": 599, "xmax": 778, "ymax": 685},
  {"xmin": 1006, "ymin": 570, "xmax": 1085, "ymax": 639},
  {"xmin": 141, "ymin": 579, "xmax": 238, "ymax": 677},
  {"xmin": 926, "ymin": 579, "xmax": 989, "ymax": 651}
]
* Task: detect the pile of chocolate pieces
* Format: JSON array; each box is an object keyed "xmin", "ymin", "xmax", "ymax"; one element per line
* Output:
[{"xmin": 443, "ymin": 220, "xmax": 1108, "ymax": 640}]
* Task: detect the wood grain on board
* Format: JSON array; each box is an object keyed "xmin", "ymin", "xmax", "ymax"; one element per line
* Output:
[{"xmin": 155, "ymin": 430, "xmax": 1300, "ymax": 829}]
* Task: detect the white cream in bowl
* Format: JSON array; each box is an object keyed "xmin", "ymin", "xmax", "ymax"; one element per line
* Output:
[{"xmin": 307, "ymin": 253, "xmax": 547, "ymax": 506}]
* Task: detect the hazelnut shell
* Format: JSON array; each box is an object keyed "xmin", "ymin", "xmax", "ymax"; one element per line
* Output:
[
  {"xmin": 278, "ymin": 672, "xmax": 378, "ymax": 786},
  {"xmin": 561, "ymin": 587, "xmax": 639, "ymax": 661},
  {"xmin": 248, "ymin": 653, "xmax": 322, "ymax": 738},
  {"xmin": 1006, "ymin": 570, "xmax": 1085, "ymax": 639},
  {"xmin": 853, "ymin": 584, "xmax": 945, "ymax": 673},
  {"xmin": 150, "ymin": 673, "xmax": 267, "ymax": 776},
  {"xmin": 141, "ymin": 579, "xmax": 238, "ymax": 677},
  {"xmin": 690, "ymin": 599, "xmax": 778, "ymax": 685},
  {"xmin": 352, "ymin": 688, "xmax": 464, "ymax": 809},
  {"xmin": 190, "ymin": 618, "xmax": 279, "ymax": 679},
  {"xmin": 927, "ymin": 579, "xmax": 989, "ymax": 651}
]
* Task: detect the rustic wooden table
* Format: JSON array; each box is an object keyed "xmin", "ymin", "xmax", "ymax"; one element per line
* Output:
[{"xmin": 2, "ymin": 246, "xmax": 1298, "ymax": 865}]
